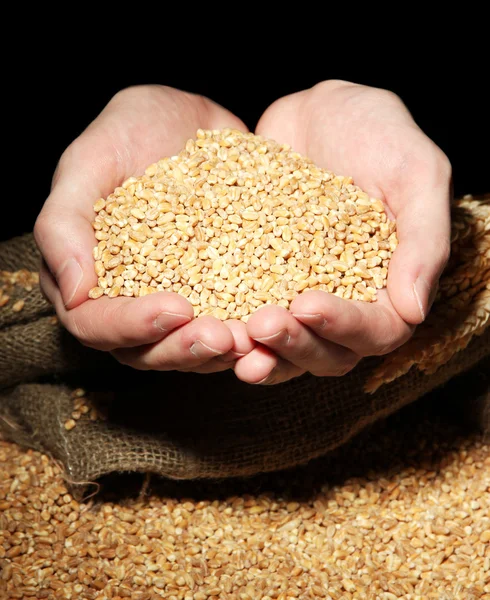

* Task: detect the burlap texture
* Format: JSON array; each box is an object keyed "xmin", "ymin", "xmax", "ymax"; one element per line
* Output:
[{"xmin": 0, "ymin": 197, "xmax": 489, "ymax": 490}]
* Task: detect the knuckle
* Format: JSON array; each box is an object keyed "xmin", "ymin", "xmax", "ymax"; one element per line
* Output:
[
  {"xmin": 434, "ymin": 148, "xmax": 452, "ymax": 181},
  {"xmin": 310, "ymin": 80, "xmax": 365, "ymax": 105},
  {"xmin": 50, "ymin": 158, "xmax": 63, "ymax": 189},
  {"xmin": 54, "ymin": 139, "xmax": 83, "ymax": 183},
  {"xmin": 416, "ymin": 146, "xmax": 453, "ymax": 190},
  {"xmin": 378, "ymin": 88, "xmax": 402, "ymax": 105},
  {"xmin": 33, "ymin": 213, "xmax": 51, "ymax": 247},
  {"xmin": 57, "ymin": 144, "xmax": 75, "ymax": 172},
  {"xmin": 110, "ymin": 84, "xmax": 165, "ymax": 109},
  {"xmin": 312, "ymin": 79, "xmax": 356, "ymax": 94},
  {"xmin": 316, "ymin": 80, "xmax": 401, "ymax": 105},
  {"xmin": 408, "ymin": 143, "xmax": 452, "ymax": 185}
]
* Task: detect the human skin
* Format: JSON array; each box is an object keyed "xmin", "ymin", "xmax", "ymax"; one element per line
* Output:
[{"xmin": 34, "ymin": 81, "xmax": 451, "ymax": 384}]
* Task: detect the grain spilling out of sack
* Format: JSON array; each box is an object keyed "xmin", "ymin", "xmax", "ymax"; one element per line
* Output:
[
  {"xmin": 89, "ymin": 129, "xmax": 397, "ymax": 320},
  {"xmin": 0, "ymin": 270, "xmax": 39, "ymax": 310},
  {"xmin": 63, "ymin": 388, "xmax": 105, "ymax": 432},
  {"xmin": 1, "ymin": 393, "xmax": 488, "ymax": 600}
]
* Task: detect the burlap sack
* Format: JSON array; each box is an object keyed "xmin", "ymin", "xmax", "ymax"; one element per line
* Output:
[{"xmin": 0, "ymin": 196, "xmax": 489, "ymax": 492}]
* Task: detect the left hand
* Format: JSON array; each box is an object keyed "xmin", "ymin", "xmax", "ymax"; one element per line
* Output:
[{"xmin": 233, "ymin": 80, "xmax": 452, "ymax": 384}]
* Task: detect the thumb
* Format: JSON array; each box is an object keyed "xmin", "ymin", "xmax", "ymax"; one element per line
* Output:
[
  {"xmin": 34, "ymin": 147, "xmax": 112, "ymax": 309},
  {"xmin": 34, "ymin": 194, "xmax": 97, "ymax": 309},
  {"xmin": 387, "ymin": 175, "xmax": 451, "ymax": 324}
]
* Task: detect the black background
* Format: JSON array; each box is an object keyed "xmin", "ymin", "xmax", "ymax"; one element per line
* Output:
[{"xmin": 4, "ymin": 63, "xmax": 488, "ymax": 242}]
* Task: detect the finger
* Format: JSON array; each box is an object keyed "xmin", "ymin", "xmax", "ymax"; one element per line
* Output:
[
  {"xmin": 180, "ymin": 321, "xmax": 257, "ymax": 373},
  {"xmin": 34, "ymin": 119, "xmax": 126, "ymax": 309},
  {"xmin": 217, "ymin": 319, "xmax": 256, "ymax": 363},
  {"xmin": 246, "ymin": 305, "xmax": 359, "ymax": 376},
  {"xmin": 387, "ymin": 157, "xmax": 452, "ymax": 324},
  {"xmin": 34, "ymin": 201, "xmax": 100, "ymax": 310},
  {"xmin": 233, "ymin": 344, "xmax": 303, "ymax": 384},
  {"xmin": 111, "ymin": 316, "xmax": 234, "ymax": 371},
  {"xmin": 52, "ymin": 290, "xmax": 194, "ymax": 351},
  {"xmin": 290, "ymin": 290, "xmax": 413, "ymax": 357},
  {"xmin": 233, "ymin": 344, "xmax": 278, "ymax": 383}
]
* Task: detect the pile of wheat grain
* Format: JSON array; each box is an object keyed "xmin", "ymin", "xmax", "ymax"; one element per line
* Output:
[
  {"xmin": 1, "ymin": 399, "xmax": 488, "ymax": 600},
  {"xmin": 89, "ymin": 129, "xmax": 396, "ymax": 321}
]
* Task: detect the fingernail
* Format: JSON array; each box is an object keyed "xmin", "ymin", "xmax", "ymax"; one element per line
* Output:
[
  {"xmin": 291, "ymin": 313, "xmax": 327, "ymax": 328},
  {"xmin": 56, "ymin": 258, "xmax": 83, "ymax": 307},
  {"xmin": 413, "ymin": 276, "xmax": 431, "ymax": 321},
  {"xmin": 254, "ymin": 329, "xmax": 290, "ymax": 345},
  {"xmin": 154, "ymin": 311, "xmax": 191, "ymax": 333},
  {"xmin": 190, "ymin": 339, "xmax": 223, "ymax": 359}
]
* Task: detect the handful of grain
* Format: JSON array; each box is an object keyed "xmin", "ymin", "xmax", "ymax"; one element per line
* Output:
[{"xmin": 89, "ymin": 129, "xmax": 397, "ymax": 321}]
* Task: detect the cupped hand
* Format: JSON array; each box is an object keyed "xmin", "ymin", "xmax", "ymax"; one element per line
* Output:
[
  {"xmin": 234, "ymin": 80, "xmax": 452, "ymax": 384},
  {"xmin": 34, "ymin": 86, "xmax": 255, "ymax": 372}
]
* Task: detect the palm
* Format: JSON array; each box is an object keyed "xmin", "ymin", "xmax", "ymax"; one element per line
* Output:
[
  {"xmin": 36, "ymin": 86, "xmax": 253, "ymax": 373},
  {"xmin": 255, "ymin": 84, "xmax": 408, "ymax": 323},
  {"xmin": 234, "ymin": 82, "xmax": 450, "ymax": 384},
  {"xmin": 255, "ymin": 82, "xmax": 451, "ymax": 325}
]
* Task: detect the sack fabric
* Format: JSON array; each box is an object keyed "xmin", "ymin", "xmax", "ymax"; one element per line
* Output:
[{"xmin": 0, "ymin": 196, "xmax": 489, "ymax": 493}]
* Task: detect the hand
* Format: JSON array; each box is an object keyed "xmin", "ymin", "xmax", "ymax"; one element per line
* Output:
[
  {"xmin": 233, "ymin": 80, "xmax": 452, "ymax": 384},
  {"xmin": 34, "ymin": 86, "xmax": 255, "ymax": 373}
]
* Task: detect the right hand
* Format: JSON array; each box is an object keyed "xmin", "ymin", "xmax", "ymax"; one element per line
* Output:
[{"xmin": 35, "ymin": 86, "xmax": 255, "ymax": 373}]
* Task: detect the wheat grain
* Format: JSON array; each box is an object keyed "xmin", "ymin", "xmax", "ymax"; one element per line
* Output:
[
  {"xmin": 1, "ymin": 418, "xmax": 488, "ymax": 599},
  {"xmin": 89, "ymin": 129, "xmax": 396, "ymax": 321}
]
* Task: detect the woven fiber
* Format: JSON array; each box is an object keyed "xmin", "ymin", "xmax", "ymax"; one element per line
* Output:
[{"xmin": 0, "ymin": 196, "xmax": 489, "ymax": 491}]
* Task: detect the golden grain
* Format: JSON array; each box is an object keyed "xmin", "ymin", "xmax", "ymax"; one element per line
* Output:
[
  {"xmin": 63, "ymin": 419, "xmax": 76, "ymax": 431},
  {"xmin": 11, "ymin": 299, "xmax": 25, "ymax": 312},
  {"xmin": 89, "ymin": 129, "xmax": 396, "ymax": 321},
  {"xmin": 0, "ymin": 270, "xmax": 39, "ymax": 311},
  {"xmin": 0, "ymin": 421, "xmax": 488, "ymax": 600}
]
